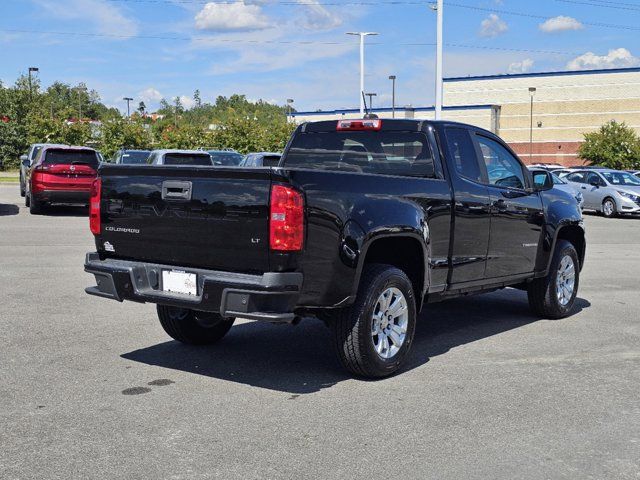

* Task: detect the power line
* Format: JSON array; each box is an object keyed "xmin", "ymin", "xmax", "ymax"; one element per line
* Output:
[
  {"xmin": 0, "ymin": 27, "xmax": 584, "ymax": 55},
  {"xmin": 555, "ymin": 0, "xmax": 640, "ymax": 12},
  {"xmin": 447, "ymin": 2, "xmax": 640, "ymax": 31}
]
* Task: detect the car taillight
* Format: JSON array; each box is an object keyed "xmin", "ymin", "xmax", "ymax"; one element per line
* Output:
[
  {"xmin": 337, "ymin": 119, "xmax": 382, "ymax": 131},
  {"xmin": 89, "ymin": 178, "xmax": 101, "ymax": 235},
  {"xmin": 270, "ymin": 185, "xmax": 304, "ymax": 251}
]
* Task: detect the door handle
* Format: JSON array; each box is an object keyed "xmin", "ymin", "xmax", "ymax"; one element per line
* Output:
[{"xmin": 162, "ymin": 180, "xmax": 192, "ymax": 201}]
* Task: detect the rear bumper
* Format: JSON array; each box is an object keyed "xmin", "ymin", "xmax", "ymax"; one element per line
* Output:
[
  {"xmin": 34, "ymin": 189, "xmax": 90, "ymax": 204},
  {"xmin": 84, "ymin": 253, "xmax": 303, "ymax": 323}
]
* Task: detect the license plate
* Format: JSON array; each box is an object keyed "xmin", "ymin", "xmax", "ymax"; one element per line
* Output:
[{"xmin": 162, "ymin": 270, "xmax": 197, "ymax": 296}]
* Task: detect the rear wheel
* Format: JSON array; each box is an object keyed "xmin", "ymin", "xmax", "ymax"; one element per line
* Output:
[
  {"xmin": 602, "ymin": 197, "xmax": 616, "ymax": 218},
  {"xmin": 329, "ymin": 264, "xmax": 417, "ymax": 378},
  {"xmin": 157, "ymin": 306, "xmax": 235, "ymax": 345},
  {"xmin": 19, "ymin": 175, "xmax": 25, "ymax": 197},
  {"xmin": 527, "ymin": 240, "xmax": 579, "ymax": 319},
  {"xmin": 28, "ymin": 192, "xmax": 44, "ymax": 215}
]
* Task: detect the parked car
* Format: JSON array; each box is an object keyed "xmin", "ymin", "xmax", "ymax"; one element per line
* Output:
[
  {"xmin": 564, "ymin": 168, "xmax": 640, "ymax": 217},
  {"xmin": 25, "ymin": 145, "xmax": 100, "ymax": 214},
  {"xmin": 241, "ymin": 152, "xmax": 282, "ymax": 167},
  {"xmin": 206, "ymin": 150, "xmax": 244, "ymax": 166},
  {"xmin": 530, "ymin": 167, "xmax": 584, "ymax": 209},
  {"xmin": 85, "ymin": 118, "xmax": 585, "ymax": 378},
  {"xmin": 19, "ymin": 143, "xmax": 65, "ymax": 197},
  {"xmin": 111, "ymin": 149, "xmax": 151, "ymax": 165},
  {"xmin": 147, "ymin": 149, "xmax": 213, "ymax": 166}
]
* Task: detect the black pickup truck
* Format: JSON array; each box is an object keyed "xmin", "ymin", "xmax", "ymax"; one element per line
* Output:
[{"xmin": 85, "ymin": 118, "xmax": 585, "ymax": 378}]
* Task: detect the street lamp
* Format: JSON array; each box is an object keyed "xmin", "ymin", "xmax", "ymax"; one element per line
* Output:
[
  {"xmin": 28, "ymin": 67, "xmax": 39, "ymax": 100},
  {"xmin": 365, "ymin": 92, "xmax": 377, "ymax": 112},
  {"xmin": 346, "ymin": 32, "xmax": 379, "ymax": 116},
  {"xmin": 389, "ymin": 75, "xmax": 396, "ymax": 118},
  {"xmin": 529, "ymin": 87, "xmax": 536, "ymax": 161},
  {"xmin": 123, "ymin": 97, "xmax": 133, "ymax": 118},
  {"xmin": 286, "ymin": 98, "xmax": 294, "ymax": 122}
]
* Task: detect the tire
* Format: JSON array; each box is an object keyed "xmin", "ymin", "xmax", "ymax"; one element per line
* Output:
[
  {"xmin": 602, "ymin": 197, "xmax": 617, "ymax": 218},
  {"xmin": 527, "ymin": 240, "xmax": 580, "ymax": 319},
  {"xmin": 25, "ymin": 191, "xmax": 30, "ymax": 207},
  {"xmin": 329, "ymin": 264, "xmax": 417, "ymax": 378},
  {"xmin": 157, "ymin": 306, "xmax": 235, "ymax": 345},
  {"xmin": 29, "ymin": 192, "xmax": 43, "ymax": 215},
  {"xmin": 19, "ymin": 175, "xmax": 25, "ymax": 197}
]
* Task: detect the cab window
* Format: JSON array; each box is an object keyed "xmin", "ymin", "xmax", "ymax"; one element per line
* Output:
[
  {"xmin": 444, "ymin": 127, "xmax": 482, "ymax": 182},
  {"xmin": 475, "ymin": 135, "xmax": 526, "ymax": 190}
]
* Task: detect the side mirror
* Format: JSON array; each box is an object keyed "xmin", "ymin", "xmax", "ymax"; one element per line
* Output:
[
  {"xmin": 589, "ymin": 179, "xmax": 600, "ymax": 188},
  {"xmin": 20, "ymin": 154, "xmax": 28, "ymax": 162},
  {"xmin": 531, "ymin": 170, "xmax": 553, "ymax": 192},
  {"xmin": 21, "ymin": 157, "xmax": 31, "ymax": 168}
]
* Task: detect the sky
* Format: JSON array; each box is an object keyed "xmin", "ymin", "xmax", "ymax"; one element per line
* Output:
[{"xmin": 1, "ymin": 0, "xmax": 640, "ymax": 113}]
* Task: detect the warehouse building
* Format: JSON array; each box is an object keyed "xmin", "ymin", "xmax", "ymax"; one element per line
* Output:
[{"xmin": 290, "ymin": 66, "xmax": 640, "ymax": 166}]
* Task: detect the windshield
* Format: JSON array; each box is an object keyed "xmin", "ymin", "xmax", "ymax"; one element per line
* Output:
[
  {"xmin": 284, "ymin": 131, "xmax": 436, "ymax": 177},
  {"xmin": 44, "ymin": 149, "xmax": 99, "ymax": 169},
  {"xmin": 551, "ymin": 173, "xmax": 567, "ymax": 184},
  {"xmin": 163, "ymin": 153, "xmax": 212, "ymax": 166},
  {"xmin": 120, "ymin": 151, "xmax": 150, "ymax": 164},
  {"xmin": 208, "ymin": 152, "xmax": 244, "ymax": 166},
  {"xmin": 601, "ymin": 171, "xmax": 640, "ymax": 186}
]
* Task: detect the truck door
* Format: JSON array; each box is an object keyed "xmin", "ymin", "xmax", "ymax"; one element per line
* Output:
[
  {"xmin": 442, "ymin": 127, "xmax": 491, "ymax": 285},
  {"xmin": 472, "ymin": 133, "xmax": 544, "ymax": 278}
]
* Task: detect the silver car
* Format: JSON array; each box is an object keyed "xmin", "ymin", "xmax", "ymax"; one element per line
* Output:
[
  {"xmin": 529, "ymin": 167, "xmax": 584, "ymax": 208},
  {"xmin": 564, "ymin": 169, "xmax": 640, "ymax": 217}
]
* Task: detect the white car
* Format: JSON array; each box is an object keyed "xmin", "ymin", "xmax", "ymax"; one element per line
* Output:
[{"xmin": 564, "ymin": 169, "xmax": 640, "ymax": 217}]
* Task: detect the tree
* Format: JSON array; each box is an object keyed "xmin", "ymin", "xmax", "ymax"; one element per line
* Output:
[
  {"xmin": 193, "ymin": 89, "xmax": 202, "ymax": 108},
  {"xmin": 579, "ymin": 120, "xmax": 640, "ymax": 170}
]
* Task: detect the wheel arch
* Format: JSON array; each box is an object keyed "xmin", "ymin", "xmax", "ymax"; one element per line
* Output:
[
  {"xmin": 353, "ymin": 233, "xmax": 428, "ymax": 312},
  {"xmin": 553, "ymin": 224, "xmax": 586, "ymax": 271}
]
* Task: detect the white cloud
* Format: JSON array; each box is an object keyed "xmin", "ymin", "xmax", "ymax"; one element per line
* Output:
[
  {"xmin": 566, "ymin": 48, "xmax": 640, "ymax": 70},
  {"xmin": 508, "ymin": 58, "xmax": 534, "ymax": 74},
  {"xmin": 138, "ymin": 87, "xmax": 163, "ymax": 104},
  {"xmin": 479, "ymin": 14, "xmax": 508, "ymax": 38},
  {"xmin": 34, "ymin": 0, "xmax": 137, "ymax": 37},
  {"xmin": 195, "ymin": 2, "xmax": 269, "ymax": 32},
  {"xmin": 179, "ymin": 95, "xmax": 197, "ymax": 109},
  {"xmin": 539, "ymin": 16, "xmax": 584, "ymax": 33},
  {"xmin": 297, "ymin": 0, "xmax": 342, "ymax": 30}
]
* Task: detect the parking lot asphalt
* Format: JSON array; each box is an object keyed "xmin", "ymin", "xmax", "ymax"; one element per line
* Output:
[{"xmin": 0, "ymin": 183, "xmax": 639, "ymax": 480}]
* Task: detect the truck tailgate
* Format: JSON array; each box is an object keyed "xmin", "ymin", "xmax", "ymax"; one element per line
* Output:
[{"xmin": 97, "ymin": 165, "xmax": 271, "ymax": 273}]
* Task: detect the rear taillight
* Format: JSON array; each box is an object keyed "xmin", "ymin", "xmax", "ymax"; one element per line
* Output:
[
  {"xmin": 89, "ymin": 178, "xmax": 101, "ymax": 235},
  {"xmin": 270, "ymin": 185, "xmax": 304, "ymax": 252}
]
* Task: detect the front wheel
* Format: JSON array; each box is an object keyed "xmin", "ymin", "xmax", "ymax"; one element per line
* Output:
[
  {"xmin": 19, "ymin": 175, "xmax": 25, "ymax": 197},
  {"xmin": 157, "ymin": 306, "xmax": 235, "ymax": 345},
  {"xmin": 329, "ymin": 264, "xmax": 417, "ymax": 378},
  {"xmin": 602, "ymin": 197, "xmax": 617, "ymax": 218},
  {"xmin": 527, "ymin": 240, "xmax": 580, "ymax": 319}
]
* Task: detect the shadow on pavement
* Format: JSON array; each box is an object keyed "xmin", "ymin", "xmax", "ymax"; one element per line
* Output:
[
  {"xmin": 122, "ymin": 289, "xmax": 590, "ymax": 395},
  {"xmin": 0, "ymin": 203, "xmax": 19, "ymax": 216}
]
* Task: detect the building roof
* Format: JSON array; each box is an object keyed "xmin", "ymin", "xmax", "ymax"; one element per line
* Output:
[
  {"xmin": 444, "ymin": 66, "xmax": 640, "ymax": 83},
  {"xmin": 290, "ymin": 104, "xmax": 496, "ymax": 117}
]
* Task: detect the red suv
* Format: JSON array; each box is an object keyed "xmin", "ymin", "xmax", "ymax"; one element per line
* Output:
[{"xmin": 25, "ymin": 146, "xmax": 100, "ymax": 214}]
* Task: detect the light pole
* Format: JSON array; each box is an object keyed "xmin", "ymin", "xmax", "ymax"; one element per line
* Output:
[
  {"xmin": 389, "ymin": 75, "xmax": 396, "ymax": 118},
  {"xmin": 28, "ymin": 67, "xmax": 39, "ymax": 101},
  {"xmin": 529, "ymin": 87, "xmax": 536, "ymax": 161},
  {"xmin": 365, "ymin": 93, "xmax": 377, "ymax": 112},
  {"xmin": 346, "ymin": 32, "xmax": 379, "ymax": 116},
  {"xmin": 123, "ymin": 97, "xmax": 133, "ymax": 118},
  {"xmin": 286, "ymin": 98, "xmax": 294, "ymax": 122},
  {"xmin": 429, "ymin": 1, "xmax": 444, "ymax": 120}
]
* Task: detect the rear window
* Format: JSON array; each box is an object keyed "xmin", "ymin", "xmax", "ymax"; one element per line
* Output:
[
  {"xmin": 262, "ymin": 155, "xmax": 281, "ymax": 167},
  {"xmin": 209, "ymin": 152, "xmax": 244, "ymax": 166},
  {"xmin": 120, "ymin": 151, "xmax": 150, "ymax": 164},
  {"xmin": 163, "ymin": 154, "xmax": 212, "ymax": 166},
  {"xmin": 44, "ymin": 149, "xmax": 99, "ymax": 169},
  {"xmin": 284, "ymin": 131, "xmax": 436, "ymax": 177}
]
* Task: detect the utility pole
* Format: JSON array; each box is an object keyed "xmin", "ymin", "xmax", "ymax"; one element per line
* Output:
[
  {"xmin": 365, "ymin": 93, "xmax": 377, "ymax": 112},
  {"xmin": 346, "ymin": 32, "xmax": 378, "ymax": 116},
  {"xmin": 28, "ymin": 67, "xmax": 39, "ymax": 101},
  {"xmin": 529, "ymin": 87, "xmax": 536, "ymax": 161},
  {"xmin": 389, "ymin": 75, "xmax": 396, "ymax": 118},
  {"xmin": 123, "ymin": 97, "xmax": 133, "ymax": 118},
  {"xmin": 429, "ymin": 1, "xmax": 444, "ymax": 120}
]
